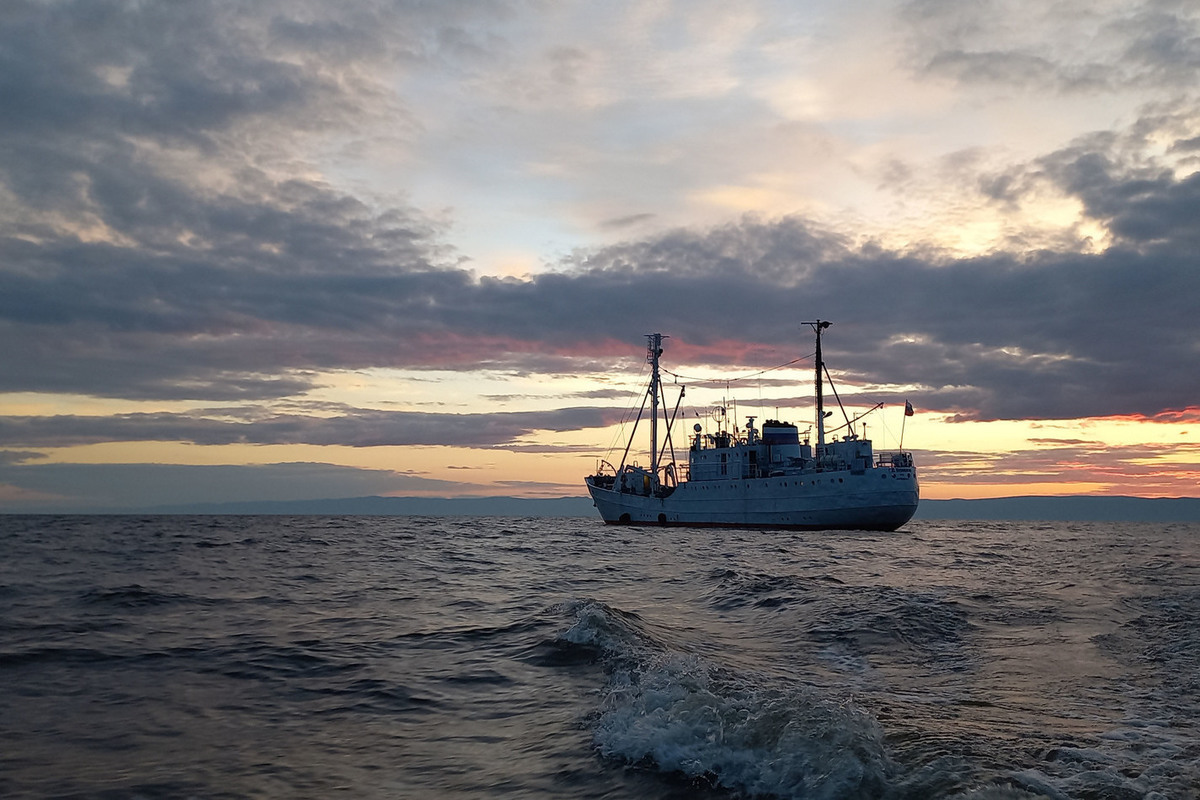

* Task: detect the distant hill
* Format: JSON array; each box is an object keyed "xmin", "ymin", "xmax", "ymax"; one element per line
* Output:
[
  {"xmin": 915, "ymin": 495, "xmax": 1200, "ymax": 523},
  {"xmin": 140, "ymin": 494, "xmax": 1200, "ymax": 522},
  {"xmin": 147, "ymin": 495, "xmax": 598, "ymax": 517}
]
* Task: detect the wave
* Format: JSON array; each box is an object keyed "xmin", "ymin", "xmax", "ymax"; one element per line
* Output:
[
  {"xmin": 555, "ymin": 599, "xmax": 895, "ymax": 799},
  {"xmin": 78, "ymin": 584, "xmax": 200, "ymax": 608},
  {"xmin": 702, "ymin": 567, "xmax": 975, "ymax": 674},
  {"xmin": 551, "ymin": 600, "xmax": 1072, "ymax": 800},
  {"xmin": 702, "ymin": 568, "xmax": 831, "ymax": 611}
]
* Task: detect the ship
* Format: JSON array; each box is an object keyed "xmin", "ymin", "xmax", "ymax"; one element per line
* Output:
[{"xmin": 584, "ymin": 321, "xmax": 918, "ymax": 530}]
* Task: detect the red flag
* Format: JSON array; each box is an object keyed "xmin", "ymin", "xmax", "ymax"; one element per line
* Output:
[{"xmin": 904, "ymin": 400, "xmax": 914, "ymax": 417}]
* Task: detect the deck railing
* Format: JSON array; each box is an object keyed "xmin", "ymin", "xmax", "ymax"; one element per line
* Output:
[{"xmin": 875, "ymin": 451, "xmax": 914, "ymax": 468}]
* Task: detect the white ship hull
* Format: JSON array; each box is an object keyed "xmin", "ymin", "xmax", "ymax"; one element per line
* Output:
[{"xmin": 587, "ymin": 468, "xmax": 918, "ymax": 531}]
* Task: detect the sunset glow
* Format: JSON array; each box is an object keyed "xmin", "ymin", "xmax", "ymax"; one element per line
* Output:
[{"xmin": 1, "ymin": 0, "xmax": 1198, "ymax": 511}]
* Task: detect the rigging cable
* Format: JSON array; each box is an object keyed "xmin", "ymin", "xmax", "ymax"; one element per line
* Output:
[
  {"xmin": 660, "ymin": 352, "xmax": 814, "ymax": 385},
  {"xmin": 600, "ymin": 355, "xmax": 651, "ymax": 459}
]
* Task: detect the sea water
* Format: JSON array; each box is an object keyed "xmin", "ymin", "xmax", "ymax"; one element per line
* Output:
[{"xmin": 0, "ymin": 515, "xmax": 1196, "ymax": 799}]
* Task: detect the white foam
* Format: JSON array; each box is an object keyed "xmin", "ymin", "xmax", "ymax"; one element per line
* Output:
[
  {"xmin": 592, "ymin": 653, "xmax": 895, "ymax": 798},
  {"xmin": 561, "ymin": 601, "xmax": 893, "ymax": 799},
  {"xmin": 558, "ymin": 599, "xmax": 647, "ymax": 653}
]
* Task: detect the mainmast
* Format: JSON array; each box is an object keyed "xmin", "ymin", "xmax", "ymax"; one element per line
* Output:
[
  {"xmin": 646, "ymin": 333, "xmax": 664, "ymax": 480},
  {"xmin": 803, "ymin": 320, "xmax": 832, "ymax": 446}
]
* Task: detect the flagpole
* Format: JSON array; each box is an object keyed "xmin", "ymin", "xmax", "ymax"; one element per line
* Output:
[{"xmin": 900, "ymin": 399, "xmax": 912, "ymax": 451}]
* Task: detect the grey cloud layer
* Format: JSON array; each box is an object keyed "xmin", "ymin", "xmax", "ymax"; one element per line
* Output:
[
  {"xmin": 2, "ymin": 148, "xmax": 1198, "ymax": 425},
  {"xmin": 909, "ymin": 0, "xmax": 1200, "ymax": 91},
  {"xmin": 0, "ymin": 407, "xmax": 620, "ymax": 449},
  {"xmin": 1, "ymin": 0, "xmax": 1199, "ymax": 453}
]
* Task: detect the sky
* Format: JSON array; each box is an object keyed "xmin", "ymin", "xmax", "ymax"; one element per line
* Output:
[{"xmin": 1, "ymin": 0, "xmax": 1199, "ymax": 512}]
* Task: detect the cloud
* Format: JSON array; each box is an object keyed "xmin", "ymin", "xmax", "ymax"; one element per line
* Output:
[
  {"xmin": 916, "ymin": 440, "xmax": 1200, "ymax": 496},
  {"xmin": 0, "ymin": 450, "xmax": 42, "ymax": 465},
  {"xmin": 1034, "ymin": 148, "xmax": 1200, "ymax": 248},
  {"xmin": 0, "ymin": 461, "xmax": 473, "ymax": 512},
  {"xmin": 0, "ymin": 0, "xmax": 486, "ymax": 402},
  {"xmin": 1, "ymin": 0, "xmax": 1198, "ymax": 430},
  {"xmin": 0, "ymin": 406, "xmax": 622, "ymax": 449},
  {"xmin": 601, "ymin": 213, "xmax": 658, "ymax": 230},
  {"xmin": 905, "ymin": 0, "xmax": 1200, "ymax": 92},
  {"xmin": 3, "ymin": 177, "xmax": 1199, "ymax": 421}
]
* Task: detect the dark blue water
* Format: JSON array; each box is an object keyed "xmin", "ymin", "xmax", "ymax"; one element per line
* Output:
[{"xmin": 1, "ymin": 515, "xmax": 1196, "ymax": 799}]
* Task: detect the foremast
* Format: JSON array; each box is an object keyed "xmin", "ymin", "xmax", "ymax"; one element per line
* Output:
[
  {"xmin": 607, "ymin": 333, "xmax": 675, "ymax": 495},
  {"xmin": 646, "ymin": 333, "xmax": 663, "ymax": 483},
  {"xmin": 804, "ymin": 320, "xmax": 832, "ymax": 448}
]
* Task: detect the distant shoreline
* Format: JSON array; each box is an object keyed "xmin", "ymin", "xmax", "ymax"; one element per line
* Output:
[{"xmin": 9, "ymin": 494, "xmax": 1198, "ymax": 522}]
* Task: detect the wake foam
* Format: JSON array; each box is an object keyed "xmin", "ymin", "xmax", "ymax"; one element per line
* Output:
[{"xmin": 557, "ymin": 599, "xmax": 894, "ymax": 799}]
